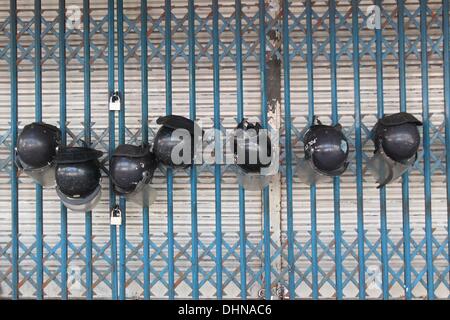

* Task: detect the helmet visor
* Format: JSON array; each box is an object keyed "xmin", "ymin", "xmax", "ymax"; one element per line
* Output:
[
  {"xmin": 296, "ymin": 158, "xmax": 329, "ymax": 185},
  {"xmin": 16, "ymin": 151, "xmax": 57, "ymax": 187},
  {"xmin": 366, "ymin": 149, "xmax": 416, "ymax": 188},
  {"xmin": 57, "ymin": 184, "xmax": 102, "ymax": 212},
  {"xmin": 126, "ymin": 183, "xmax": 158, "ymax": 207},
  {"xmin": 23, "ymin": 163, "xmax": 57, "ymax": 187},
  {"xmin": 236, "ymin": 167, "xmax": 274, "ymax": 190},
  {"xmin": 16, "ymin": 151, "xmax": 57, "ymax": 188}
]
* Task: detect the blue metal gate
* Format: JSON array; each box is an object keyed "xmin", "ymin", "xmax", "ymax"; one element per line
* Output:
[{"xmin": 0, "ymin": 0, "xmax": 449, "ymax": 300}]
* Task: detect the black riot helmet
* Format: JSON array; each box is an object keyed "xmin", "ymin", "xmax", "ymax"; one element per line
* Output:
[
  {"xmin": 153, "ymin": 115, "xmax": 202, "ymax": 168},
  {"xmin": 55, "ymin": 147, "xmax": 103, "ymax": 212},
  {"xmin": 233, "ymin": 119, "xmax": 272, "ymax": 173},
  {"xmin": 15, "ymin": 122, "xmax": 61, "ymax": 186},
  {"xmin": 303, "ymin": 119, "xmax": 349, "ymax": 177},
  {"xmin": 367, "ymin": 112, "xmax": 422, "ymax": 188},
  {"xmin": 372, "ymin": 112, "xmax": 422, "ymax": 163},
  {"xmin": 110, "ymin": 144, "xmax": 157, "ymax": 195}
]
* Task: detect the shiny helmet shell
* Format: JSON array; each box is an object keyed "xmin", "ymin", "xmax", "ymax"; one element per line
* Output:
[
  {"xmin": 16, "ymin": 122, "xmax": 61, "ymax": 170},
  {"xmin": 372, "ymin": 112, "xmax": 422, "ymax": 163},
  {"xmin": 15, "ymin": 122, "xmax": 61, "ymax": 187},
  {"xmin": 110, "ymin": 144, "xmax": 157, "ymax": 195},
  {"xmin": 367, "ymin": 112, "xmax": 422, "ymax": 188},
  {"xmin": 303, "ymin": 121, "xmax": 349, "ymax": 177},
  {"xmin": 55, "ymin": 147, "xmax": 103, "ymax": 211},
  {"xmin": 153, "ymin": 115, "xmax": 202, "ymax": 168},
  {"xmin": 233, "ymin": 119, "xmax": 272, "ymax": 174}
]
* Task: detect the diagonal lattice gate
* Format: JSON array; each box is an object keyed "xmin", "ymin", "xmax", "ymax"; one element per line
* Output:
[{"xmin": 0, "ymin": 0, "xmax": 449, "ymax": 299}]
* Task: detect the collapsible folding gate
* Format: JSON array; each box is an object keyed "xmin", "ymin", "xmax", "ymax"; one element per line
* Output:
[{"xmin": 0, "ymin": 0, "xmax": 449, "ymax": 299}]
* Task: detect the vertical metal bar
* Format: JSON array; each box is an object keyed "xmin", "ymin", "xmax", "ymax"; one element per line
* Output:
[
  {"xmin": 329, "ymin": 0, "xmax": 343, "ymax": 300},
  {"xmin": 9, "ymin": 0, "xmax": 18, "ymax": 301},
  {"xmin": 258, "ymin": 0, "xmax": 271, "ymax": 299},
  {"xmin": 397, "ymin": 0, "xmax": 412, "ymax": 299},
  {"xmin": 117, "ymin": 0, "xmax": 127, "ymax": 300},
  {"xmin": 34, "ymin": 0, "xmax": 44, "ymax": 300},
  {"xmin": 419, "ymin": 0, "xmax": 435, "ymax": 299},
  {"xmin": 83, "ymin": 0, "xmax": 93, "ymax": 300},
  {"xmin": 118, "ymin": 165, "xmax": 126, "ymax": 302},
  {"xmin": 397, "ymin": 0, "xmax": 407, "ymax": 115},
  {"xmin": 374, "ymin": 0, "xmax": 389, "ymax": 300},
  {"xmin": 108, "ymin": 0, "xmax": 118, "ymax": 300},
  {"xmin": 282, "ymin": 0, "xmax": 294, "ymax": 300},
  {"xmin": 141, "ymin": 6, "xmax": 148, "ymax": 145},
  {"xmin": 188, "ymin": 0, "xmax": 199, "ymax": 300},
  {"xmin": 141, "ymin": 0, "xmax": 150, "ymax": 300},
  {"xmin": 351, "ymin": 0, "xmax": 366, "ymax": 299},
  {"xmin": 305, "ymin": 0, "xmax": 318, "ymax": 299},
  {"xmin": 164, "ymin": 0, "xmax": 175, "ymax": 300},
  {"xmin": 212, "ymin": 0, "xmax": 223, "ymax": 299},
  {"xmin": 58, "ymin": 0, "xmax": 68, "ymax": 300},
  {"xmin": 235, "ymin": 0, "xmax": 247, "ymax": 300},
  {"xmin": 443, "ymin": 0, "xmax": 450, "ymax": 286}
]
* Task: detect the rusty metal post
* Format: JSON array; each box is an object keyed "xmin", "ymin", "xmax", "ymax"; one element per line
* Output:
[{"xmin": 265, "ymin": 0, "xmax": 283, "ymax": 299}]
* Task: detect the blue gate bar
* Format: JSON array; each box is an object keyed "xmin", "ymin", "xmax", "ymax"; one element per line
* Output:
[
  {"xmin": 374, "ymin": 0, "xmax": 389, "ymax": 300},
  {"xmin": 443, "ymin": 0, "xmax": 450, "ymax": 276},
  {"xmin": 235, "ymin": 0, "xmax": 247, "ymax": 300},
  {"xmin": 282, "ymin": 0, "xmax": 294, "ymax": 300},
  {"xmin": 329, "ymin": 0, "xmax": 343, "ymax": 300},
  {"xmin": 351, "ymin": 0, "xmax": 366, "ymax": 299},
  {"xmin": 212, "ymin": 0, "xmax": 223, "ymax": 299},
  {"xmin": 258, "ymin": 0, "xmax": 271, "ymax": 299},
  {"xmin": 9, "ymin": 0, "xmax": 19, "ymax": 301},
  {"xmin": 108, "ymin": 0, "xmax": 118, "ymax": 300},
  {"xmin": 164, "ymin": 0, "xmax": 175, "ymax": 300},
  {"xmin": 58, "ymin": 0, "xmax": 68, "ymax": 300},
  {"xmin": 34, "ymin": 0, "xmax": 44, "ymax": 300},
  {"xmin": 188, "ymin": 0, "xmax": 199, "ymax": 300},
  {"xmin": 419, "ymin": 0, "xmax": 435, "ymax": 300},
  {"xmin": 117, "ymin": 0, "xmax": 127, "ymax": 300},
  {"xmin": 140, "ymin": 0, "xmax": 150, "ymax": 300},
  {"xmin": 397, "ymin": 0, "xmax": 412, "ymax": 299},
  {"xmin": 305, "ymin": 0, "xmax": 318, "ymax": 300},
  {"xmin": 83, "ymin": 0, "xmax": 93, "ymax": 300}
]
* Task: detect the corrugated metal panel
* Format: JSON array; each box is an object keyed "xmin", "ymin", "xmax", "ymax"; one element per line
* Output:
[{"xmin": 0, "ymin": 0, "xmax": 448, "ymax": 299}]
